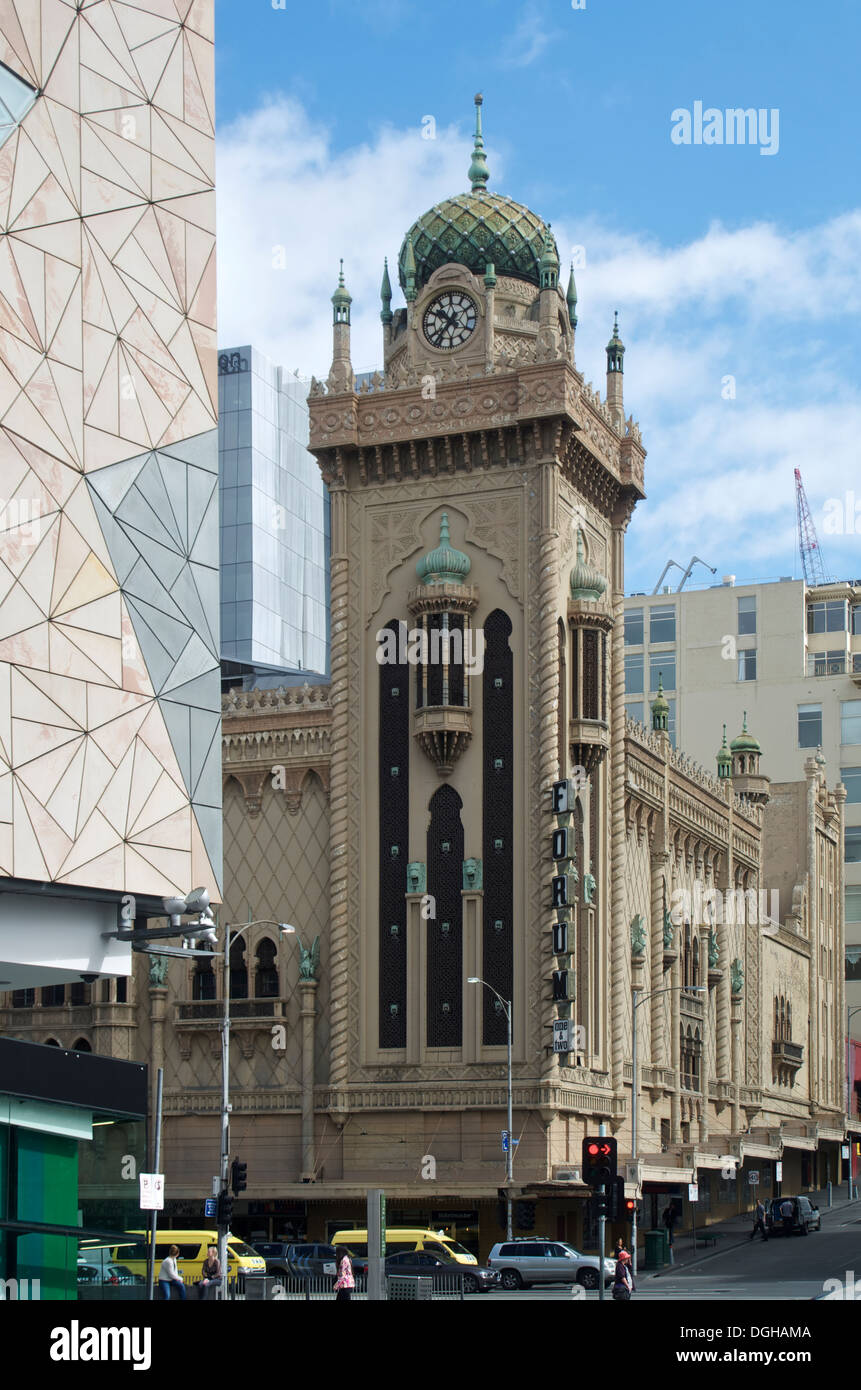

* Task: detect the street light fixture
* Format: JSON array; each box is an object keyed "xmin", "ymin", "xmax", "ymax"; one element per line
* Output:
[
  {"xmin": 630, "ymin": 982, "xmax": 706, "ymax": 1275},
  {"xmin": 218, "ymin": 919, "xmax": 296, "ymax": 1293},
  {"xmin": 468, "ymin": 977, "xmax": 514, "ymax": 1240}
]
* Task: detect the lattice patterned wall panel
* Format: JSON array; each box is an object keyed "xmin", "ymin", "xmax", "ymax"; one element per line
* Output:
[{"xmin": 0, "ymin": 1, "xmax": 220, "ymax": 897}]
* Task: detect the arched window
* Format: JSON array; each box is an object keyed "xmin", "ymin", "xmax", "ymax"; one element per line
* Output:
[
  {"xmin": 72, "ymin": 1037, "xmax": 91, "ymax": 1053},
  {"xmin": 193, "ymin": 946, "xmax": 216, "ymax": 1001},
  {"xmin": 692, "ymin": 937, "xmax": 700, "ymax": 988},
  {"xmin": 44, "ymin": 1037, "xmax": 60, "ymax": 1047},
  {"xmin": 255, "ymin": 938, "xmax": 279, "ymax": 998},
  {"xmin": 786, "ymin": 1001, "xmax": 792, "ymax": 1039},
  {"xmin": 229, "ymin": 937, "xmax": 248, "ymax": 999}
]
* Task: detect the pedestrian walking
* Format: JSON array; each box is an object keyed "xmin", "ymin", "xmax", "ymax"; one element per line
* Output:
[
  {"xmin": 749, "ymin": 1199, "xmax": 768, "ymax": 1243},
  {"xmin": 612, "ymin": 1250, "xmax": 634, "ymax": 1301},
  {"xmin": 197, "ymin": 1244, "xmax": 222, "ymax": 1299},
  {"xmin": 158, "ymin": 1244, "xmax": 186, "ymax": 1301},
  {"xmin": 780, "ymin": 1197, "xmax": 794, "ymax": 1235},
  {"xmin": 661, "ymin": 1202, "xmax": 678, "ymax": 1247},
  {"xmin": 333, "ymin": 1246, "xmax": 355, "ymax": 1302}
]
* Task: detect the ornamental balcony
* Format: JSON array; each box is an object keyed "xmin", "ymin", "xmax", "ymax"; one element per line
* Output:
[
  {"xmin": 568, "ymin": 716, "xmax": 610, "ymax": 775},
  {"xmin": 413, "ymin": 705, "xmax": 473, "ymax": 777},
  {"xmin": 773, "ymin": 1038, "xmax": 804, "ymax": 1084}
]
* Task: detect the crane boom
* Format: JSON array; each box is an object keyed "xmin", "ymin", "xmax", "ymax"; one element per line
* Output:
[{"xmin": 794, "ymin": 468, "xmax": 829, "ymax": 586}]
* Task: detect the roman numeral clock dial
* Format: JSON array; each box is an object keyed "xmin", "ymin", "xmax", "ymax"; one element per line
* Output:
[{"xmin": 423, "ymin": 291, "xmax": 477, "ymax": 349}]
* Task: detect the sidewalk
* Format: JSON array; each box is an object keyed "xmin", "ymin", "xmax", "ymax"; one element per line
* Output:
[{"xmin": 635, "ymin": 1184, "xmax": 860, "ymax": 1280}]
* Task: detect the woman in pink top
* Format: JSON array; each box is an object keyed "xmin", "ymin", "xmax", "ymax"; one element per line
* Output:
[{"xmin": 333, "ymin": 1246, "xmax": 355, "ymax": 1302}]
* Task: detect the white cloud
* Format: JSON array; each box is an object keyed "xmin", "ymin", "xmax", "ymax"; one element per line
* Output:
[
  {"xmin": 216, "ymin": 95, "xmax": 861, "ymax": 588},
  {"xmin": 496, "ymin": 5, "xmax": 552, "ymax": 69}
]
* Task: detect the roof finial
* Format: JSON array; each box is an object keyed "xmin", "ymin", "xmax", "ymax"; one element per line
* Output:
[{"xmin": 468, "ymin": 92, "xmax": 490, "ymax": 192}]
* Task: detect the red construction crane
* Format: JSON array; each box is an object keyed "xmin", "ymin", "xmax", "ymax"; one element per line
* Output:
[{"xmin": 794, "ymin": 468, "xmax": 830, "ymax": 587}]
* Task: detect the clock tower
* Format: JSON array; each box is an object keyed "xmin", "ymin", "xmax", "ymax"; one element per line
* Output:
[{"xmin": 307, "ymin": 97, "xmax": 645, "ymax": 1187}]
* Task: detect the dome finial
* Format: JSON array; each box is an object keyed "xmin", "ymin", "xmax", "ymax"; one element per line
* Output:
[
  {"xmin": 416, "ymin": 511, "xmax": 471, "ymax": 586},
  {"xmin": 380, "ymin": 257, "xmax": 393, "ymax": 325},
  {"xmin": 468, "ymin": 92, "xmax": 490, "ymax": 192},
  {"xmin": 566, "ymin": 262, "xmax": 578, "ymax": 328}
]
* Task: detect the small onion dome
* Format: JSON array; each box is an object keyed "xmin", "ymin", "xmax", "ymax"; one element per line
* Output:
[
  {"xmin": 716, "ymin": 724, "xmax": 732, "ymax": 779},
  {"xmin": 729, "ymin": 711, "xmax": 761, "ymax": 755},
  {"xmin": 331, "ymin": 260, "xmax": 351, "ymax": 310},
  {"xmin": 539, "ymin": 225, "xmax": 559, "ymax": 274},
  {"xmin": 569, "ymin": 529, "xmax": 608, "ymax": 602},
  {"xmin": 416, "ymin": 512, "xmax": 471, "ymax": 586},
  {"xmin": 651, "ymin": 674, "xmax": 670, "ymax": 727}
]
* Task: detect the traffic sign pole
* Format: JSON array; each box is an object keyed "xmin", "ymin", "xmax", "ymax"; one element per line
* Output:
[{"xmin": 597, "ymin": 1123, "xmax": 606, "ymax": 1303}]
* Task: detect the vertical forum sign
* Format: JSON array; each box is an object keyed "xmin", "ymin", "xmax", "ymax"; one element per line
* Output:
[{"xmin": 550, "ymin": 780, "xmax": 578, "ymax": 1059}]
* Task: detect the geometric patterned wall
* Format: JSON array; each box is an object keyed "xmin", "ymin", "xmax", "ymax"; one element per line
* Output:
[{"xmin": 0, "ymin": 1, "xmax": 220, "ymax": 897}]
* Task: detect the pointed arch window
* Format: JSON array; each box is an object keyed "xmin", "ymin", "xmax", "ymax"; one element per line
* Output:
[{"xmin": 255, "ymin": 938, "xmax": 279, "ymax": 997}]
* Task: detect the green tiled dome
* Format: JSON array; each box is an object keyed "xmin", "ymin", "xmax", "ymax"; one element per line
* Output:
[
  {"xmin": 416, "ymin": 512, "xmax": 471, "ymax": 586},
  {"xmin": 398, "ymin": 189, "xmax": 554, "ymax": 294}
]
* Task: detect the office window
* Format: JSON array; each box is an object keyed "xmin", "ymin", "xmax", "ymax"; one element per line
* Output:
[
  {"xmin": 841, "ymin": 768, "xmax": 861, "ymax": 804},
  {"xmin": 842, "ymin": 701, "xmax": 861, "ymax": 745},
  {"xmin": 807, "ymin": 599, "xmax": 846, "ymax": 633},
  {"xmin": 798, "ymin": 704, "xmax": 822, "ymax": 748},
  {"xmin": 41, "ymin": 984, "xmax": 65, "ymax": 1007},
  {"xmin": 649, "ymin": 652, "xmax": 676, "ymax": 692},
  {"xmin": 625, "ymin": 700, "xmax": 644, "ymax": 725},
  {"xmin": 738, "ymin": 649, "xmax": 757, "ymax": 682},
  {"xmin": 12, "ymin": 989, "xmax": 35, "ymax": 1008},
  {"xmin": 625, "ymin": 652, "xmax": 644, "ymax": 694},
  {"xmin": 846, "ymin": 948, "xmax": 861, "ymax": 981},
  {"xmin": 650, "ymin": 605, "xmax": 676, "ymax": 644},
  {"xmin": 846, "ymin": 886, "xmax": 861, "ymax": 922},
  {"xmin": 852, "ymin": 606, "xmax": 861, "ymax": 636},
  {"xmin": 738, "ymin": 595, "xmax": 756, "ymax": 635},
  {"xmin": 667, "ymin": 698, "xmax": 677, "ymax": 748},
  {"xmin": 846, "ymin": 827, "xmax": 861, "ymax": 863},
  {"xmin": 624, "ymin": 608, "xmax": 643, "ymax": 645}
]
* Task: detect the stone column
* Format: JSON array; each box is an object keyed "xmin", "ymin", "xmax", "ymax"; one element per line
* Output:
[
  {"xmin": 804, "ymin": 758, "xmax": 820, "ymax": 1107},
  {"xmin": 299, "ymin": 978, "xmax": 318, "ymax": 1181},
  {"xmin": 328, "ymin": 485, "xmax": 351, "ymax": 1090},
  {"xmin": 148, "ymin": 957, "xmax": 169, "ymax": 1160},
  {"xmin": 650, "ymin": 849, "xmax": 668, "ymax": 1066},
  {"xmin": 716, "ymin": 797, "xmax": 733, "ymax": 1083},
  {"xmin": 609, "ymin": 509, "xmax": 631, "ymax": 1092},
  {"xmin": 670, "ymin": 948, "xmax": 681, "ymax": 1144},
  {"xmin": 538, "ymin": 455, "xmax": 560, "ymax": 1085}
]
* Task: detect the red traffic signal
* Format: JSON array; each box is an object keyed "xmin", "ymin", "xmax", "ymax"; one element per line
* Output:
[{"xmin": 582, "ymin": 1135, "xmax": 618, "ymax": 1187}]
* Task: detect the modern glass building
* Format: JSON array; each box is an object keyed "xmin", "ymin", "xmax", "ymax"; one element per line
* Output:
[{"xmin": 218, "ymin": 347, "xmax": 330, "ymax": 683}]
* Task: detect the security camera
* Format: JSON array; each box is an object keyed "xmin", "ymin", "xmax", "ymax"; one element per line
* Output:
[
  {"xmin": 162, "ymin": 896, "xmax": 187, "ymax": 926},
  {"xmin": 80, "ymin": 974, "xmax": 99, "ymax": 984},
  {"xmin": 184, "ymin": 887, "xmax": 210, "ymax": 914}
]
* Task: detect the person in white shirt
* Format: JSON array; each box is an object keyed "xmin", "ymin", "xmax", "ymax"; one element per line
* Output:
[{"xmin": 158, "ymin": 1245, "xmax": 186, "ymax": 1301}]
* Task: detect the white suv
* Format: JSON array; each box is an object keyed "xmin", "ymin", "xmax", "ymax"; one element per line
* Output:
[{"xmin": 486, "ymin": 1239, "xmax": 616, "ymax": 1290}]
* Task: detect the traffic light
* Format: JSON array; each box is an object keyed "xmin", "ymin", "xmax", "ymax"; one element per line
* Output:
[
  {"xmin": 623, "ymin": 1197, "xmax": 638, "ymax": 1222},
  {"xmin": 582, "ymin": 1135, "xmax": 617, "ymax": 1187},
  {"xmin": 590, "ymin": 1190, "xmax": 609, "ymax": 1220},
  {"xmin": 514, "ymin": 1200, "xmax": 536, "ymax": 1231},
  {"xmin": 608, "ymin": 1174, "xmax": 625, "ymax": 1220},
  {"xmin": 231, "ymin": 1157, "xmax": 248, "ymax": 1196},
  {"xmin": 217, "ymin": 1191, "xmax": 233, "ymax": 1226}
]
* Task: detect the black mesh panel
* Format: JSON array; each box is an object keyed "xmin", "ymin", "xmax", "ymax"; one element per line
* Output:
[
  {"xmin": 427, "ymin": 784, "xmax": 464, "ymax": 1046},
  {"xmin": 379, "ymin": 619, "xmax": 409, "ymax": 1047},
  {"xmin": 482, "ymin": 609, "xmax": 514, "ymax": 1045}
]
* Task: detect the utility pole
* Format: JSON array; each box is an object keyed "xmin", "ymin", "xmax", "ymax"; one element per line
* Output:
[{"xmin": 597, "ymin": 1123, "xmax": 607, "ymax": 1304}]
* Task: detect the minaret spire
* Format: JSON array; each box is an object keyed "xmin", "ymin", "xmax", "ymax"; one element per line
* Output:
[
  {"xmin": 606, "ymin": 309, "xmax": 625, "ymax": 429},
  {"xmin": 467, "ymin": 92, "xmax": 490, "ymax": 191},
  {"xmin": 328, "ymin": 259, "xmax": 353, "ymax": 393}
]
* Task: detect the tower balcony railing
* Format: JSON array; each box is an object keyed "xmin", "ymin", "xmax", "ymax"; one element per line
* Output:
[
  {"xmin": 806, "ymin": 653, "xmax": 846, "ymax": 677},
  {"xmin": 176, "ymin": 997, "xmax": 286, "ymax": 1022}
]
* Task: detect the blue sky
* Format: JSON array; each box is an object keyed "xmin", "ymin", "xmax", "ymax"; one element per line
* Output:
[{"xmin": 214, "ymin": 0, "xmax": 861, "ymax": 594}]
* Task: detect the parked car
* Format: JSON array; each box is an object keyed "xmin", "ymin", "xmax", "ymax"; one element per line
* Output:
[
  {"xmin": 384, "ymin": 1250, "xmax": 498, "ymax": 1293},
  {"xmin": 251, "ymin": 1242, "xmax": 337, "ymax": 1278},
  {"xmin": 766, "ymin": 1196, "xmax": 820, "ymax": 1236},
  {"xmin": 486, "ymin": 1239, "xmax": 616, "ymax": 1289},
  {"xmin": 77, "ymin": 1261, "xmax": 144, "ymax": 1286}
]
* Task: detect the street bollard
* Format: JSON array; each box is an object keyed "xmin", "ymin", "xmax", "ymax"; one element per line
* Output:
[{"xmin": 827, "ymin": 1180, "xmax": 833, "ymax": 1208}]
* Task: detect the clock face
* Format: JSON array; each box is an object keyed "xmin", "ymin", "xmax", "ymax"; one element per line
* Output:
[{"xmin": 423, "ymin": 291, "xmax": 478, "ymax": 350}]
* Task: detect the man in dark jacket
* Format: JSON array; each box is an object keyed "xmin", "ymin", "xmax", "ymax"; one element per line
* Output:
[{"xmin": 749, "ymin": 1199, "xmax": 768, "ymax": 1242}]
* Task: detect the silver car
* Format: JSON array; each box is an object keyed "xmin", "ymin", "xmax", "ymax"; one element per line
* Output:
[{"xmin": 487, "ymin": 1239, "xmax": 616, "ymax": 1290}]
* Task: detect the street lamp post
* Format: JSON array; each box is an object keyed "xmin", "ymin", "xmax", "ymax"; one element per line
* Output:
[
  {"xmin": 846, "ymin": 1006, "xmax": 861, "ymax": 1201},
  {"xmin": 468, "ymin": 977, "xmax": 513, "ymax": 1240},
  {"xmin": 219, "ymin": 919, "xmax": 295, "ymax": 1295},
  {"xmin": 631, "ymin": 983, "xmax": 706, "ymax": 1275}
]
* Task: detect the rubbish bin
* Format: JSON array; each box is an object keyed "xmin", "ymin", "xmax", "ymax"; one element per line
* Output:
[{"xmin": 643, "ymin": 1230, "xmax": 667, "ymax": 1269}]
